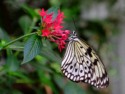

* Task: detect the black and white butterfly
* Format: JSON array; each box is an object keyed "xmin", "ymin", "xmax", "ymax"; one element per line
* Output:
[{"xmin": 61, "ymin": 31, "xmax": 109, "ymax": 88}]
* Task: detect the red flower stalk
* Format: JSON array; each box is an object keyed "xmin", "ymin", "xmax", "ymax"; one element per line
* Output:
[{"xmin": 39, "ymin": 9, "xmax": 70, "ymax": 51}]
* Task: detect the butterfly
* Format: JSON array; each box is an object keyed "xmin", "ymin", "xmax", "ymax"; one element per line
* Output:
[{"xmin": 61, "ymin": 31, "xmax": 109, "ymax": 88}]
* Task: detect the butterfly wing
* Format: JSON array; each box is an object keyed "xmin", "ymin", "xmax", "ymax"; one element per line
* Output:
[
  {"xmin": 61, "ymin": 38, "xmax": 109, "ymax": 88},
  {"xmin": 76, "ymin": 39, "xmax": 109, "ymax": 88}
]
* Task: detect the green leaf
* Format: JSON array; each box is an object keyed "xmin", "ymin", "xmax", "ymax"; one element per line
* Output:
[
  {"xmin": 19, "ymin": 15, "xmax": 32, "ymax": 34},
  {"xmin": 8, "ymin": 71, "xmax": 33, "ymax": 83},
  {"xmin": 32, "ymin": 61, "xmax": 52, "ymax": 73},
  {"xmin": 50, "ymin": 63, "xmax": 61, "ymax": 73},
  {"xmin": 22, "ymin": 35, "xmax": 42, "ymax": 64},
  {"xmin": 40, "ymin": 39, "xmax": 61, "ymax": 63},
  {"xmin": 5, "ymin": 50, "xmax": 20, "ymax": 71},
  {"xmin": 19, "ymin": 16, "xmax": 38, "ymax": 34},
  {"xmin": 49, "ymin": 0, "xmax": 61, "ymax": 6},
  {"xmin": 21, "ymin": 4, "xmax": 38, "ymax": 18},
  {"xmin": 7, "ymin": 41, "xmax": 24, "ymax": 51},
  {"xmin": 0, "ymin": 27, "xmax": 10, "ymax": 41},
  {"xmin": 0, "ymin": 28, "xmax": 11, "ymax": 50},
  {"xmin": 37, "ymin": 70, "xmax": 58, "ymax": 94},
  {"xmin": 54, "ymin": 75, "xmax": 87, "ymax": 94},
  {"xmin": 54, "ymin": 75, "xmax": 66, "ymax": 89},
  {"xmin": 63, "ymin": 81, "xmax": 87, "ymax": 94},
  {"xmin": 47, "ymin": 7, "xmax": 59, "ymax": 21},
  {"xmin": 8, "ymin": 44, "xmax": 24, "ymax": 51}
]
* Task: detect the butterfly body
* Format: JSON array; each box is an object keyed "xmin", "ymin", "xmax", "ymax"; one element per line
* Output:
[{"xmin": 61, "ymin": 31, "xmax": 109, "ymax": 88}]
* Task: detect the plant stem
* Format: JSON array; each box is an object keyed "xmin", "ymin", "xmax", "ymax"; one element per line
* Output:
[{"xmin": 2, "ymin": 32, "xmax": 37, "ymax": 49}]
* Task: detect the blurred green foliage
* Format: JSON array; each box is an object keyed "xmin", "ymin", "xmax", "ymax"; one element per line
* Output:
[{"xmin": 0, "ymin": 0, "xmax": 118, "ymax": 94}]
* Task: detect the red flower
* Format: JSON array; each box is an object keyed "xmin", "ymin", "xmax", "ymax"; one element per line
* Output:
[{"xmin": 39, "ymin": 9, "xmax": 70, "ymax": 51}]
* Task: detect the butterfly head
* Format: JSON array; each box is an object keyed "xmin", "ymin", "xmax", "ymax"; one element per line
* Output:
[{"xmin": 68, "ymin": 31, "xmax": 78, "ymax": 41}]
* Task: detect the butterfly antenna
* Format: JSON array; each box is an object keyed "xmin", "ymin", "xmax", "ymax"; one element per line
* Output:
[{"xmin": 72, "ymin": 17, "xmax": 78, "ymax": 36}]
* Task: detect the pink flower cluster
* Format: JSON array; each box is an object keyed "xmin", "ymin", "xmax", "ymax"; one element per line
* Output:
[{"xmin": 39, "ymin": 9, "xmax": 70, "ymax": 51}]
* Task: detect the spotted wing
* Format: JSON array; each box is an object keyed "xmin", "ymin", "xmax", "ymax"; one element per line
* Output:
[
  {"xmin": 61, "ymin": 38, "xmax": 109, "ymax": 88},
  {"xmin": 75, "ymin": 39, "xmax": 109, "ymax": 88}
]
